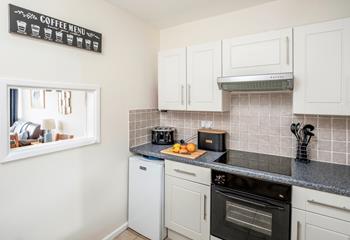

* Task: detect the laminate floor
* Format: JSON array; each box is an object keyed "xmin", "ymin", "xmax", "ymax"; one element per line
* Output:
[{"xmin": 114, "ymin": 229, "xmax": 149, "ymax": 240}]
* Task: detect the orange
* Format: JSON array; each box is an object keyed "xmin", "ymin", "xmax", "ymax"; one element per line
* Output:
[
  {"xmin": 186, "ymin": 143, "xmax": 196, "ymax": 153},
  {"xmin": 179, "ymin": 149, "xmax": 188, "ymax": 154}
]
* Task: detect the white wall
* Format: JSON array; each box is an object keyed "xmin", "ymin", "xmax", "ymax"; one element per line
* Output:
[
  {"xmin": 160, "ymin": 0, "xmax": 350, "ymax": 49},
  {"xmin": 19, "ymin": 89, "xmax": 87, "ymax": 137},
  {"xmin": 0, "ymin": 0, "xmax": 159, "ymax": 239}
]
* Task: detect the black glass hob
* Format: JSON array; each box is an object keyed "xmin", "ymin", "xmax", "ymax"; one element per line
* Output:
[{"xmin": 215, "ymin": 150, "xmax": 293, "ymax": 176}]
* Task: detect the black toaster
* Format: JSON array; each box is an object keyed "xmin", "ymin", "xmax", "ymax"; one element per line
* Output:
[{"xmin": 151, "ymin": 127, "xmax": 175, "ymax": 145}]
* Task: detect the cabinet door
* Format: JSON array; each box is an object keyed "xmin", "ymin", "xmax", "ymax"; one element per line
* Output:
[
  {"xmin": 305, "ymin": 212, "xmax": 350, "ymax": 240},
  {"xmin": 158, "ymin": 48, "xmax": 187, "ymax": 110},
  {"xmin": 291, "ymin": 208, "xmax": 306, "ymax": 240},
  {"xmin": 165, "ymin": 175, "xmax": 210, "ymax": 240},
  {"xmin": 187, "ymin": 41, "xmax": 226, "ymax": 111},
  {"xmin": 293, "ymin": 18, "xmax": 350, "ymax": 115},
  {"xmin": 291, "ymin": 209, "xmax": 350, "ymax": 240},
  {"xmin": 222, "ymin": 28, "xmax": 292, "ymax": 76}
]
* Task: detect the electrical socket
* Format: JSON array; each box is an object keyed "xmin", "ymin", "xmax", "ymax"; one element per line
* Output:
[{"xmin": 200, "ymin": 120, "xmax": 213, "ymax": 129}]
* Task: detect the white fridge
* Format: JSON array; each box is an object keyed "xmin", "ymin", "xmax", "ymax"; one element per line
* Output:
[{"xmin": 128, "ymin": 155, "xmax": 166, "ymax": 240}]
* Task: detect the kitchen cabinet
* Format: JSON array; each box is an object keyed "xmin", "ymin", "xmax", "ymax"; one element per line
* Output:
[
  {"xmin": 158, "ymin": 42, "xmax": 229, "ymax": 112},
  {"xmin": 165, "ymin": 160, "xmax": 210, "ymax": 240},
  {"xmin": 292, "ymin": 210, "xmax": 350, "ymax": 240},
  {"xmin": 158, "ymin": 48, "xmax": 187, "ymax": 111},
  {"xmin": 291, "ymin": 186, "xmax": 350, "ymax": 240},
  {"xmin": 222, "ymin": 28, "xmax": 293, "ymax": 76},
  {"xmin": 187, "ymin": 41, "xmax": 228, "ymax": 111},
  {"xmin": 293, "ymin": 18, "xmax": 350, "ymax": 115}
]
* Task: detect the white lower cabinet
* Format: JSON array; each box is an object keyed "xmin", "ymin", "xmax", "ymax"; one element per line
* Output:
[
  {"xmin": 165, "ymin": 161, "xmax": 210, "ymax": 240},
  {"xmin": 292, "ymin": 187, "xmax": 350, "ymax": 240},
  {"xmin": 292, "ymin": 209, "xmax": 350, "ymax": 240}
]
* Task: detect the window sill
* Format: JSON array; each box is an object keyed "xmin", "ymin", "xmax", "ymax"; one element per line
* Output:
[{"xmin": 1, "ymin": 137, "xmax": 99, "ymax": 163}]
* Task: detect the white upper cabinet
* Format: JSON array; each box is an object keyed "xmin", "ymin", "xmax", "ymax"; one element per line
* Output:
[
  {"xmin": 222, "ymin": 28, "xmax": 293, "ymax": 76},
  {"xmin": 158, "ymin": 43, "xmax": 228, "ymax": 112},
  {"xmin": 158, "ymin": 48, "xmax": 187, "ymax": 111},
  {"xmin": 187, "ymin": 41, "xmax": 228, "ymax": 112},
  {"xmin": 293, "ymin": 18, "xmax": 350, "ymax": 115}
]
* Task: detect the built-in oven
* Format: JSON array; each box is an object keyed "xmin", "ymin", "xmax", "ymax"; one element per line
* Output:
[{"xmin": 211, "ymin": 170, "xmax": 291, "ymax": 240}]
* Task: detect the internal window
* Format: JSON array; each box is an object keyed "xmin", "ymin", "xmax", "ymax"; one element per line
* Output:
[
  {"xmin": 1, "ymin": 80, "xmax": 100, "ymax": 163},
  {"xmin": 9, "ymin": 87, "xmax": 87, "ymax": 149}
]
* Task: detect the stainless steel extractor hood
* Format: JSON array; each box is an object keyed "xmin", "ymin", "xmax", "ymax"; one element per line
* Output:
[{"xmin": 217, "ymin": 72, "xmax": 294, "ymax": 92}]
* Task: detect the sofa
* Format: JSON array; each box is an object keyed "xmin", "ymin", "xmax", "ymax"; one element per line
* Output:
[{"xmin": 9, "ymin": 120, "xmax": 43, "ymax": 146}]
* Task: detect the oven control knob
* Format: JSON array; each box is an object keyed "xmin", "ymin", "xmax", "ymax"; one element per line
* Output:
[{"xmin": 214, "ymin": 174, "xmax": 226, "ymax": 185}]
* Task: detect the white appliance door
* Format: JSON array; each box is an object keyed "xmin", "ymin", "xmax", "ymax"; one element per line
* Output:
[{"xmin": 128, "ymin": 156, "xmax": 164, "ymax": 240}]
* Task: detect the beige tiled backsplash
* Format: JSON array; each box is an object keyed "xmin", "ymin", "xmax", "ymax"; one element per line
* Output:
[
  {"xmin": 129, "ymin": 93, "xmax": 350, "ymax": 165},
  {"xmin": 129, "ymin": 109, "xmax": 160, "ymax": 147}
]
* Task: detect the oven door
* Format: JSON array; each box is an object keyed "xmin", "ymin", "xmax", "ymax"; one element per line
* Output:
[{"xmin": 211, "ymin": 185, "xmax": 290, "ymax": 240}]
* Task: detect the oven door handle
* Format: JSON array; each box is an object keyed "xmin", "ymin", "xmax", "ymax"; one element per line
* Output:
[{"xmin": 215, "ymin": 189, "xmax": 285, "ymax": 211}]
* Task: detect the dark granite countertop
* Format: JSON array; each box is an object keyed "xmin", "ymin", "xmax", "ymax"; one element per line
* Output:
[{"xmin": 130, "ymin": 143, "xmax": 350, "ymax": 197}]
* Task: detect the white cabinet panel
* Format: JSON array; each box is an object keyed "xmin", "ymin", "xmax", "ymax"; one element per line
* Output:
[
  {"xmin": 291, "ymin": 208, "xmax": 306, "ymax": 240},
  {"xmin": 305, "ymin": 212, "xmax": 350, "ymax": 240},
  {"xmin": 165, "ymin": 175, "xmax": 210, "ymax": 240},
  {"xmin": 292, "ymin": 209, "xmax": 350, "ymax": 240},
  {"xmin": 293, "ymin": 18, "xmax": 350, "ymax": 115},
  {"xmin": 187, "ymin": 41, "xmax": 227, "ymax": 111},
  {"xmin": 158, "ymin": 44, "xmax": 228, "ymax": 112},
  {"xmin": 158, "ymin": 48, "xmax": 187, "ymax": 111},
  {"xmin": 223, "ymin": 28, "xmax": 292, "ymax": 76},
  {"xmin": 292, "ymin": 186, "xmax": 350, "ymax": 240},
  {"xmin": 165, "ymin": 160, "xmax": 211, "ymax": 186}
]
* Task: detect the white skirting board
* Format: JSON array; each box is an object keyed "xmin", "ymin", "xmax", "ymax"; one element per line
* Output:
[{"xmin": 101, "ymin": 222, "xmax": 128, "ymax": 240}]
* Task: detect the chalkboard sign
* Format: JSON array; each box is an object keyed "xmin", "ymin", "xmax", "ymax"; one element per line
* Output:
[{"xmin": 8, "ymin": 4, "xmax": 102, "ymax": 53}]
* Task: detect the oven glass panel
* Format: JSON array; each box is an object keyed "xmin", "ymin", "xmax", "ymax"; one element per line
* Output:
[{"xmin": 226, "ymin": 201, "xmax": 272, "ymax": 236}]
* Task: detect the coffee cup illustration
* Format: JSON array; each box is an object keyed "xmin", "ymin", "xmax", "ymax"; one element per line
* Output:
[
  {"xmin": 67, "ymin": 34, "xmax": 74, "ymax": 45},
  {"xmin": 16, "ymin": 20, "xmax": 27, "ymax": 34},
  {"xmin": 77, "ymin": 37, "xmax": 83, "ymax": 48},
  {"xmin": 85, "ymin": 39, "xmax": 91, "ymax": 50},
  {"xmin": 55, "ymin": 31, "xmax": 63, "ymax": 42},
  {"xmin": 44, "ymin": 28, "xmax": 52, "ymax": 40},
  {"xmin": 93, "ymin": 42, "xmax": 99, "ymax": 51},
  {"xmin": 31, "ymin": 24, "xmax": 40, "ymax": 37}
]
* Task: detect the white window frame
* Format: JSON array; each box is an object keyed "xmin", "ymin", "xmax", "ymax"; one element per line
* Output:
[{"xmin": 0, "ymin": 79, "xmax": 101, "ymax": 163}]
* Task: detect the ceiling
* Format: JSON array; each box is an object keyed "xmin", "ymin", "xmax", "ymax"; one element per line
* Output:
[{"xmin": 108, "ymin": 0, "xmax": 276, "ymax": 29}]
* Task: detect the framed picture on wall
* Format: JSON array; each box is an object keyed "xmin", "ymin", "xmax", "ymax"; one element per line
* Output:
[{"xmin": 30, "ymin": 89, "xmax": 45, "ymax": 109}]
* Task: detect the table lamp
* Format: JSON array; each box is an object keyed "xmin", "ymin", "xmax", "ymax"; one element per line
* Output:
[{"xmin": 41, "ymin": 119, "xmax": 56, "ymax": 143}]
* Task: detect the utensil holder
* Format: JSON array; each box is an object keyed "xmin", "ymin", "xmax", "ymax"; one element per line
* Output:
[{"xmin": 296, "ymin": 142, "xmax": 310, "ymax": 163}]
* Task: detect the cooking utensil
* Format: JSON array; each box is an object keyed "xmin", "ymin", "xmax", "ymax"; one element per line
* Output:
[
  {"xmin": 302, "ymin": 124, "xmax": 315, "ymax": 144},
  {"xmin": 305, "ymin": 131, "xmax": 315, "ymax": 145},
  {"xmin": 290, "ymin": 123, "xmax": 299, "ymax": 141},
  {"xmin": 302, "ymin": 128, "xmax": 315, "ymax": 145},
  {"xmin": 302, "ymin": 124, "xmax": 315, "ymax": 132}
]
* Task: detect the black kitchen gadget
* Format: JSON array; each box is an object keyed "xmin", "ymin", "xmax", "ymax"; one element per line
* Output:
[
  {"xmin": 216, "ymin": 150, "xmax": 292, "ymax": 176},
  {"xmin": 211, "ymin": 169, "xmax": 291, "ymax": 240},
  {"xmin": 198, "ymin": 129, "xmax": 226, "ymax": 152},
  {"xmin": 151, "ymin": 127, "xmax": 175, "ymax": 145}
]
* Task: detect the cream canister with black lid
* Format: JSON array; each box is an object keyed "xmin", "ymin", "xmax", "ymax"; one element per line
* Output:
[{"xmin": 197, "ymin": 129, "xmax": 226, "ymax": 152}]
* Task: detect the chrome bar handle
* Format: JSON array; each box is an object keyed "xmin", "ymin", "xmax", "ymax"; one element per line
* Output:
[
  {"xmin": 174, "ymin": 169, "xmax": 196, "ymax": 176},
  {"xmin": 187, "ymin": 84, "xmax": 191, "ymax": 105},
  {"xmin": 286, "ymin": 36, "xmax": 290, "ymax": 65},
  {"xmin": 296, "ymin": 221, "xmax": 301, "ymax": 240},
  {"xmin": 307, "ymin": 199, "xmax": 350, "ymax": 212},
  {"xmin": 181, "ymin": 85, "xmax": 184, "ymax": 105},
  {"xmin": 204, "ymin": 194, "xmax": 207, "ymax": 221}
]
